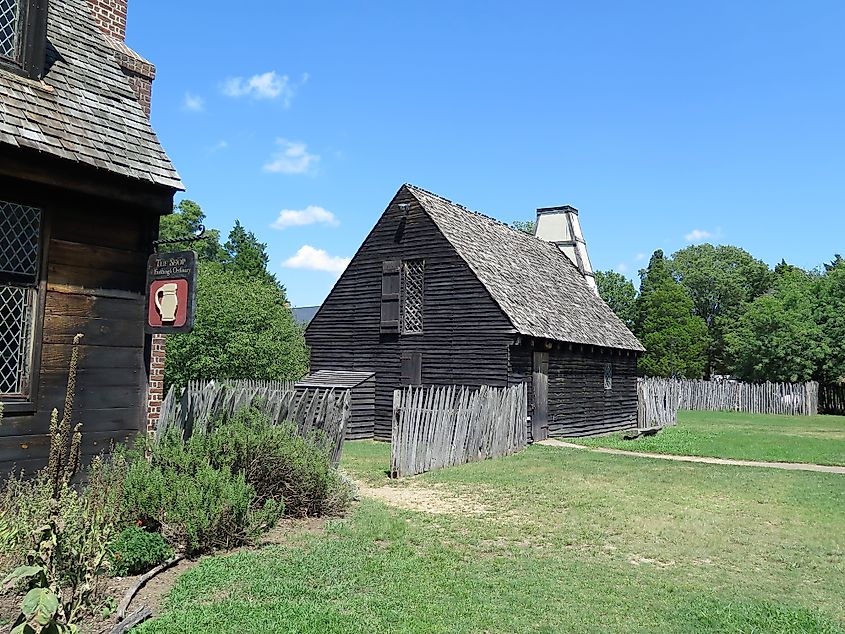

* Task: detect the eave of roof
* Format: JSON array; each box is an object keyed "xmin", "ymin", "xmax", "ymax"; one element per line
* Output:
[{"xmin": 0, "ymin": 0, "xmax": 183, "ymax": 191}]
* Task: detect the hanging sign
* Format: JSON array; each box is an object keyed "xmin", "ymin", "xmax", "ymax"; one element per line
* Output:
[{"xmin": 145, "ymin": 250, "xmax": 197, "ymax": 334}]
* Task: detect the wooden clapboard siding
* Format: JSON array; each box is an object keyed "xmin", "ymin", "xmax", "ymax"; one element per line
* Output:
[
  {"xmin": 1, "ymin": 176, "xmax": 161, "ymax": 476},
  {"xmin": 348, "ymin": 376, "xmax": 376, "ymax": 439},
  {"xmin": 306, "ymin": 188, "xmax": 516, "ymax": 441},
  {"xmin": 508, "ymin": 341, "xmax": 638, "ymax": 438},
  {"xmin": 546, "ymin": 345, "xmax": 638, "ymax": 436}
]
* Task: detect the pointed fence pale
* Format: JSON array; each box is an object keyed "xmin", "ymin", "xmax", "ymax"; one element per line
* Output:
[
  {"xmin": 156, "ymin": 379, "xmax": 350, "ymax": 466},
  {"xmin": 391, "ymin": 384, "xmax": 528, "ymax": 478},
  {"xmin": 637, "ymin": 378, "xmax": 819, "ymax": 429}
]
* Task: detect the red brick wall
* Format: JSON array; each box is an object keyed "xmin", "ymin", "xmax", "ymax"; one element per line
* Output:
[
  {"xmin": 86, "ymin": 0, "xmax": 127, "ymax": 41},
  {"xmin": 125, "ymin": 70, "xmax": 153, "ymax": 117},
  {"xmin": 146, "ymin": 333, "xmax": 166, "ymax": 432}
]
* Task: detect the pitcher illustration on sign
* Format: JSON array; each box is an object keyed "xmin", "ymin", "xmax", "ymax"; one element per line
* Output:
[{"xmin": 155, "ymin": 282, "xmax": 179, "ymax": 323}]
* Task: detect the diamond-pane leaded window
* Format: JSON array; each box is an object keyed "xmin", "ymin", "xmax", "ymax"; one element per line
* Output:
[
  {"xmin": 0, "ymin": 199, "xmax": 41, "ymax": 400},
  {"xmin": 401, "ymin": 259, "xmax": 424, "ymax": 335},
  {"xmin": 0, "ymin": 200, "xmax": 40, "ymax": 281},
  {"xmin": 0, "ymin": 285, "xmax": 33, "ymax": 396},
  {"xmin": 0, "ymin": 0, "xmax": 21, "ymax": 60}
]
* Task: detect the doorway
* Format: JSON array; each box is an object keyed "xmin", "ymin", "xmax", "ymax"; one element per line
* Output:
[{"xmin": 532, "ymin": 351, "xmax": 549, "ymax": 441}]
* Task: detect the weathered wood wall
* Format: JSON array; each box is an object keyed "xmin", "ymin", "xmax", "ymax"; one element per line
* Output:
[
  {"xmin": 306, "ymin": 189, "xmax": 516, "ymax": 440},
  {"xmin": 1, "ymin": 176, "xmax": 161, "ymax": 476},
  {"xmin": 508, "ymin": 341, "xmax": 639, "ymax": 438},
  {"xmin": 347, "ymin": 376, "xmax": 376, "ymax": 440}
]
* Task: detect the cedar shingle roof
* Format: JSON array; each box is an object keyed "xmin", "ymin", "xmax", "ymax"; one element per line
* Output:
[
  {"xmin": 405, "ymin": 184, "xmax": 645, "ymax": 352},
  {"xmin": 0, "ymin": 0, "xmax": 182, "ymax": 190}
]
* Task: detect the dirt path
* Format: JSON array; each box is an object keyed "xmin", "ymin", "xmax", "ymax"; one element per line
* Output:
[
  {"xmin": 539, "ymin": 439, "xmax": 845, "ymax": 474},
  {"xmin": 354, "ymin": 480, "xmax": 492, "ymax": 515}
]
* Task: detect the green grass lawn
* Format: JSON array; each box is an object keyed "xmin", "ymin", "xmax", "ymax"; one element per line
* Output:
[
  {"xmin": 572, "ymin": 410, "xmax": 845, "ymax": 466},
  {"xmin": 138, "ymin": 440, "xmax": 845, "ymax": 634}
]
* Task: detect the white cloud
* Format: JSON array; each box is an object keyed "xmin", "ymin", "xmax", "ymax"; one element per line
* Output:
[
  {"xmin": 221, "ymin": 71, "xmax": 295, "ymax": 104},
  {"xmin": 616, "ymin": 262, "xmax": 629, "ymax": 273},
  {"xmin": 684, "ymin": 229, "xmax": 712, "ymax": 242},
  {"xmin": 209, "ymin": 140, "xmax": 228, "ymax": 153},
  {"xmin": 283, "ymin": 245, "xmax": 350, "ymax": 274},
  {"xmin": 634, "ymin": 252, "xmax": 646, "ymax": 262},
  {"xmin": 182, "ymin": 92, "xmax": 204, "ymax": 112},
  {"xmin": 272, "ymin": 206, "xmax": 338, "ymax": 229},
  {"xmin": 263, "ymin": 138, "xmax": 319, "ymax": 175}
]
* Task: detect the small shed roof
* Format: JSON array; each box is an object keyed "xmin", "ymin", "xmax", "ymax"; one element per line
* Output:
[
  {"xmin": 295, "ymin": 370, "xmax": 375, "ymax": 390},
  {"xmin": 292, "ymin": 305, "xmax": 320, "ymax": 326},
  {"xmin": 405, "ymin": 184, "xmax": 645, "ymax": 352},
  {"xmin": 0, "ymin": 0, "xmax": 183, "ymax": 190}
]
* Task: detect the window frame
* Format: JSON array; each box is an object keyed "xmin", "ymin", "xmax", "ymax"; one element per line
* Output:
[
  {"xmin": 0, "ymin": 0, "xmax": 49, "ymax": 80},
  {"xmin": 0, "ymin": 199, "xmax": 48, "ymax": 414},
  {"xmin": 603, "ymin": 363, "xmax": 613, "ymax": 391},
  {"xmin": 400, "ymin": 258, "xmax": 425, "ymax": 335}
]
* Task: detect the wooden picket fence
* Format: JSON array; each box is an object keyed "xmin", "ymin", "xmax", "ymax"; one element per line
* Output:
[
  {"xmin": 156, "ymin": 379, "xmax": 351, "ymax": 466},
  {"xmin": 638, "ymin": 378, "xmax": 819, "ymax": 417},
  {"xmin": 637, "ymin": 378, "xmax": 681, "ymax": 429},
  {"xmin": 390, "ymin": 384, "xmax": 528, "ymax": 478},
  {"xmin": 820, "ymin": 385, "xmax": 845, "ymax": 415}
]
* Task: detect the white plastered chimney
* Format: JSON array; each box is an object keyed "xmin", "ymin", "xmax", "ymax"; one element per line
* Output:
[{"xmin": 534, "ymin": 205, "xmax": 599, "ymax": 296}]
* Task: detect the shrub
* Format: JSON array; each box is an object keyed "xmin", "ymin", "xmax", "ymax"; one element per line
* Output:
[
  {"xmin": 200, "ymin": 408, "xmax": 353, "ymax": 517},
  {"xmin": 1, "ymin": 336, "xmax": 132, "ymax": 627},
  {"xmin": 122, "ymin": 435, "xmax": 282, "ymax": 555},
  {"xmin": 109, "ymin": 526, "xmax": 172, "ymax": 576},
  {"xmin": 121, "ymin": 408, "xmax": 353, "ymax": 554}
]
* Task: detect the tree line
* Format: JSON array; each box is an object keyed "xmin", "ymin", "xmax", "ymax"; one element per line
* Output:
[
  {"xmin": 158, "ymin": 200, "xmax": 308, "ymax": 389},
  {"xmin": 595, "ymin": 246, "xmax": 845, "ymax": 385}
]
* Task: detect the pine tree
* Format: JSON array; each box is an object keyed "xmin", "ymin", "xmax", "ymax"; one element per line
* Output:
[{"xmin": 634, "ymin": 250, "xmax": 710, "ymax": 378}]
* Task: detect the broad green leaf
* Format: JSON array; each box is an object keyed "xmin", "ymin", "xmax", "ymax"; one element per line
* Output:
[
  {"xmin": 2, "ymin": 565, "xmax": 44, "ymax": 589},
  {"xmin": 21, "ymin": 587, "xmax": 59, "ymax": 625}
]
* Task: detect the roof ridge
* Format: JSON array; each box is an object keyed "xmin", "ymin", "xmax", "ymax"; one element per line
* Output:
[{"xmin": 405, "ymin": 183, "xmax": 545, "ymax": 241}]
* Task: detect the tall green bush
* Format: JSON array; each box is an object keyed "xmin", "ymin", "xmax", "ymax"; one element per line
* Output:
[
  {"xmin": 122, "ymin": 436, "xmax": 280, "ymax": 555},
  {"xmin": 164, "ymin": 264, "xmax": 308, "ymax": 390}
]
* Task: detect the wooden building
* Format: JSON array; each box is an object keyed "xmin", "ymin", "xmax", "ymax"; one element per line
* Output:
[
  {"xmin": 295, "ymin": 370, "xmax": 376, "ymax": 440},
  {"xmin": 306, "ymin": 185, "xmax": 645, "ymax": 441},
  {"xmin": 0, "ymin": 0, "xmax": 181, "ymax": 475}
]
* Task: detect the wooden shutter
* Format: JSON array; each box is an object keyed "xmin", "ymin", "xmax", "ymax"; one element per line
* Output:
[
  {"xmin": 401, "ymin": 352, "xmax": 422, "ymax": 386},
  {"xmin": 380, "ymin": 260, "xmax": 401, "ymax": 333}
]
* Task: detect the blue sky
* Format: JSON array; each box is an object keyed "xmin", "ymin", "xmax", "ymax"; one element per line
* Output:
[{"xmin": 128, "ymin": 1, "xmax": 845, "ymax": 307}]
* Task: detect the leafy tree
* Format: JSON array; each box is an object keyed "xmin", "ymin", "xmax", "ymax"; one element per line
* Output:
[
  {"xmin": 634, "ymin": 250, "xmax": 710, "ymax": 378},
  {"xmin": 724, "ymin": 264, "xmax": 827, "ymax": 382},
  {"xmin": 165, "ymin": 264, "xmax": 308, "ymax": 390},
  {"xmin": 510, "ymin": 220, "xmax": 535, "ymax": 235},
  {"xmin": 670, "ymin": 244, "xmax": 772, "ymax": 375},
  {"xmin": 223, "ymin": 220, "xmax": 281, "ymax": 290},
  {"xmin": 594, "ymin": 270, "xmax": 637, "ymax": 328},
  {"xmin": 159, "ymin": 199, "xmax": 225, "ymax": 263},
  {"xmin": 815, "ymin": 255, "xmax": 845, "ymax": 384}
]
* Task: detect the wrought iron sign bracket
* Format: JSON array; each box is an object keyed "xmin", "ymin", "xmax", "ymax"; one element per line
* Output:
[{"xmin": 153, "ymin": 225, "xmax": 208, "ymax": 253}]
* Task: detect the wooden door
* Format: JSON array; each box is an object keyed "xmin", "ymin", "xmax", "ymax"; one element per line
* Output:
[{"xmin": 532, "ymin": 351, "xmax": 549, "ymax": 441}]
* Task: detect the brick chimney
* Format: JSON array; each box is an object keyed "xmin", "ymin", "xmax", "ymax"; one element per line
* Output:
[
  {"xmin": 87, "ymin": 0, "xmax": 127, "ymax": 41},
  {"xmin": 86, "ymin": 0, "xmax": 156, "ymax": 117}
]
